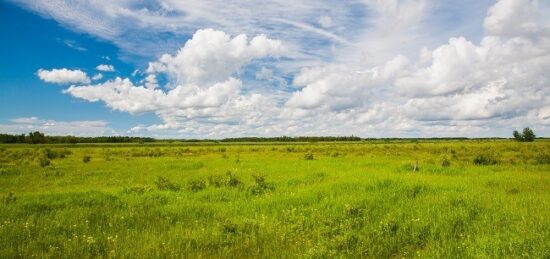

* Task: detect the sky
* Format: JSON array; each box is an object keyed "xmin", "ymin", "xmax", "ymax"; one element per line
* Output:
[{"xmin": 0, "ymin": 0, "xmax": 549, "ymax": 138}]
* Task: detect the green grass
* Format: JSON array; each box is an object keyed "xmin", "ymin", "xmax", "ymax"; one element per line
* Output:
[{"xmin": 1, "ymin": 140, "xmax": 549, "ymax": 258}]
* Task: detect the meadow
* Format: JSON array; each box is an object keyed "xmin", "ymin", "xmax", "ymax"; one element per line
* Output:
[{"xmin": 0, "ymin": 140, "xmax": 549, "ymax": 258}]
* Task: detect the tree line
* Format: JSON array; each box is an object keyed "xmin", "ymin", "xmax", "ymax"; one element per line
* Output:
[
  {"xmin": 0, "ymin": 131, "xmax": 155, "ymax": 144},
  {"xmin": 0, "ymin": 130, "xmax": 540, "ymax": 144}
]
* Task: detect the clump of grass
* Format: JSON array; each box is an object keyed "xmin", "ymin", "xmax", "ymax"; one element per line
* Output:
[
  {"xmin": 208, "ymin": 175, "xmax": 225, "ymax": 187},
  {"xmin": 226, "ymin": 172, "xmax": 242, "ymax": 187},
  {"xmin": 123, "ymin": 185, "xmax": 152, "ymax": 194},
  {"xmin": 441, "ymin": 157, "xmax": 451, "ymax": 167},
  {"xmin": 37, "ymin": 155, "xmax": 51, "ymax": 167},
  {"xmin": 0, "ymin": 168, "xmax": 20, "ymax": 176},
  {"xmin": 473, "ymin": 153, "xmax": 498, "ymax": 165},
  {"xmin": 188, "ymin": 178, "xmax": 206, "ymax": 192},
  {"xmin": 154, "ymin": 176, "xmax": 181, "ymax": 191},
  {"xmin": 304, "ymin": 152, "xmax": 314, "ymax": 160},
  {"xmin": 43, "ymin": 148, "xmax": 71, "ymax": 159},
  {"xmin": 535, "ymin": 152, "xmax": 550, "ymax": 164},
  {"xmin": 3, "ymin": 192, "xmax": 16, "ymax": 204},
  {"xmin": 82, "ymin": 155, "xmax": 92, "ymax": 163},
  {"xmin": 249, "ymin": 175, "xmax": 274, "ymax": 195}
]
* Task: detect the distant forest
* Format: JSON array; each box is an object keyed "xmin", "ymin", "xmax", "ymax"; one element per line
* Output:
[{"xmin": 0, "ymin": 131, "xmax": 522, "ymax": 144}]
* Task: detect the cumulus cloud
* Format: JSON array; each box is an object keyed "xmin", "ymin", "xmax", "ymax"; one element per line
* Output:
[
  {"xmin": 0, "ymin": 117, "xmax": 114, "ymax": 136},
  {"xmin": 146, "ymin": 28, "xmax": 284, "ymax": 85},
  {"xmin": 23, "ymin": 0, "xmax": 550, "ymax": 137},
  {"xmin": 96, "ymin": 64, "xmax": 115, "ymax": 72},
  {"xmin": 62, "ymin": 29, "xmax": 284, "ymax": 136},
  {"xmin": 37, "ymin": 68, "xmax": 90, "ymax": 84},
  {"xmin": 92, "ymin": 73, "xmax": 103, "ymax": 80},
  {"xmin": 283, "ymin": 0, "xmax": 550, "ymax": 135}
]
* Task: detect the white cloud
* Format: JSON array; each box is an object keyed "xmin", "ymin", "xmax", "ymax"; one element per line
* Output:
[
  {"xmin": 0, "ymin": 117, "xmax": 114, "ymax": 136},
  {"xmin": 255, "ymin": 67, "xmax": 273, "ymax": 81},
  {"xmin": 37, "ymin": 68, "xmax": 90, "ymax": 84},
  {"xmin": 19, "ymin": 0, "xmax": 550, "ymax": 137},
  {"xmin": 317, "ymin": 15, "xmax": 333, "ymax": 28},
  {"xmin": 96, "ymin": 64, "xmax": 115, "ymax": 72},
  {"xmin": 92, "ymin": 73, "xmax": 103, "ymax": 80},
  {"xmin": 146, "ymin": 29, "xmax": 284, "ymax": 85}
]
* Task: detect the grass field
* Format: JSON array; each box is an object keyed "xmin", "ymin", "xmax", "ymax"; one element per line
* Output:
[{"xmin": 1, "ymin": 140, "xmax": 549, "ymax": 258}]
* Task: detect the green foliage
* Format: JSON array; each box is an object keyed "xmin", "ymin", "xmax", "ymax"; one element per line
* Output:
[
  {"xmin": 0, "ymin": 140, "xmax": 549, "ymax": 258},
  {"xmin": 37, "ymin": 155, "xmax": 51, "ymax": 167},
  {"xmin": 473, "ymin": 153, "xmax": 498, "ymax": 165},
  {"xmin": 82, "ymin": 155, "xmax": 92, "ymax": 163},
  {"xmin": 3, "ymin": 192, "xmax": 16, "ymax": 204},
  {"xmin": 304, "ymin": 152, "xmax": 314, "ymax": 160},
  {"xmin": 513, "ymin": 127, "xmax": 536, "ymax": 142},
  {"xmin": 441, "ymin": 157, "xmax": 451, "ymax": 167},
  {"xmin": 188, "ymin": 179, "xmax": 206, "ymax": 192},
  {"xmin": 154, "ymin": 176, "xmax": 181, "ymax": 191},
  {"xmin": 248, "ymin": 175, "xmax": 274, "ymax": 195}
]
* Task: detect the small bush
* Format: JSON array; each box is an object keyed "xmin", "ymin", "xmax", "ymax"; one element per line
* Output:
[
  {"xmin": 473, "ymin": 153, "xmax": 498, "ymax": 165},
  {"xmin": 535, "ymin": 152, "xmax": 550, "ymax": 164},
  {"xmin": 3, "ymin": 192, "xmax": 16, "ymax": 204},
  {"xmin": 208, "ymin": 175, "xmax": 225, "ymax": 187},
  {"xmin": 226, "ymin": 172, "xmax": 242, "ymax": 187},
  {"xmin": 37, "ymin": 156, "xmax": 51, "ymax": 167},
  {"xmin": 249, "ymin": 175, "xmax": 274, "ymax": 195},
  {"xmin": 304, "ymin": 152, "xmax": 314, "ymax": 160},
  {"xmin": 155, "ymin": 176, "xmax": 181, "ymax": 191},
  {"xmin": 188, "ymin": 179, "xmax": 206, "ymax": 192},
  {"xmin": 82, "ymin": 155, "xmax": 92, "ymax": 163},
  {"xmin": 441, "ymin": 158, "xmax": 451, "ymax": 167}
]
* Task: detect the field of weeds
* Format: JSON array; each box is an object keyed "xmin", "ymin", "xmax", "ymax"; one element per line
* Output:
[{"xmin": 1, "ymin": 140, "xmax": 549, "ymax": 257}]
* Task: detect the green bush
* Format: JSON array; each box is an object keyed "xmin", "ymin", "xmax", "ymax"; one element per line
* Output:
[
  {"xmin": 37, "ymin": 156, "xmax": 51, "ymax": 167},
  {"xmin": 249, "ymin": 175, "xmax": 274, "ymax": 195},
  {"xmin": 226, "ymin": 172, "xmax": 242, "ymax": 187},
  {"xmin": 154, "ymin": 176, "xmax": 181, "ymax": 191},
  {"xmin": 188, "ymin": 179, "xmax": 206, "ymax": 192},
  {"xmin": 441, "ymin": 158, "xmax": 451, "ymax": 167},
  {"xmin": 473, "ymin": 153, "xmax": 498, "ymax": 165},
  {"xmin": 3, "ymin": 192, "xmax": 16, "ymax": 204},
  {"xmin": 82, "ymin": 155, "xmax": 92, "ymax": 163}
]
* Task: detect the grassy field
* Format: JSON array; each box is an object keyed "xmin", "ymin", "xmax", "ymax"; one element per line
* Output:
[{"xmin": 1, "ymin": 140, "xmax": 549, "ymax": 258}]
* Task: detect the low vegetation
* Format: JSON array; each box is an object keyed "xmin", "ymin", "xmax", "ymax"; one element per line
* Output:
[{"xmin": 0, "ymin": 140, "xmax": 549, "ymax": 257}]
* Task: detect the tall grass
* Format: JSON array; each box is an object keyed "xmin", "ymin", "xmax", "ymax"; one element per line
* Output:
[{"xmin": 0, "ymin": 140, "xmax": 549, "ymax": 257}]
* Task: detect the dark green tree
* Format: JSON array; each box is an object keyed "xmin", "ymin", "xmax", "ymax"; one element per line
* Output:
[
  {"xmin": 522, "ymin": 127, "xmax": 536, "ymax": 142},
  {"xmin": 512, "ymin": 130, "xmax": 522, "ymax": 141}
]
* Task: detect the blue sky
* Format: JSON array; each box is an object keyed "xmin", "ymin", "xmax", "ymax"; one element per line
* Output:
[{"xmin": 1, "ymin": 0, "xmax": 549, "ymax": 138}]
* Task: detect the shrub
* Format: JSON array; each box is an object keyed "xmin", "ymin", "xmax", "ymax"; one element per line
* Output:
[
  {"xmin": 249, "ymin": 175, "xmax": 274, "ymax": 195},
  {"xmin": 208, "ymin": 175, "xmax": 225, "ymax": 187},
  {"xmin": 155, "ymin": 176, "xmax": 181, "ymax": 191},
  {"xmin": 37, "ymin": 156, "xmax": 51, "ymax": 167},
  {"xmin": 473, "ymin": 153, "xmax": 498, "ymax": 165},
  {"xmin": 82, "ymin": 155, "xmax": 92, "ymax": 163},
  {"xmin": 535, "ymin": 152, "xmax": 550, "ymax": 164},
  {"xmin": 441, "ymin": 158, "xmax": 451, "ymax": 167},
  {"xmin": 3, "ymin": 192, "xmax": 16, "ymax": 204},
  {"xmin": 304, "ymin": 152, "xmax": 314, "ymax": 160},
  {"xmin": 226, "ymin": 172, "xmax": 242, "ymax": 187},
  {"xmin": 188, "ymin": 179, "xmax": 206, "ymax": 192}
]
